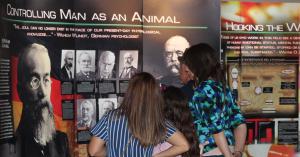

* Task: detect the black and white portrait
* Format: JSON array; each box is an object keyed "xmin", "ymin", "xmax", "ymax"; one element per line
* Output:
[
  {"xmin": 160, "ymin": 35, "xmax": 190, "ymax": 87},
  {"xmin": 119, "ymin": 50, "xmax": 138, "ymax": 79},
  {"xmin": 77, "ymin": 99, "xmax": 96, "ymax": 130},
  {"xmin": 98, "ymin": 98, "xmax": 117, "ymax": 119},
  {"xmin": 96, "ymin": 50, "xmax": 116, "ymax": 80},
  {"xmin": 76, "ymin": 50, "xmax": 96, "ymax": 81},
  {"xmin": 60, "ymin": 50, "xmax": 75, "ymax": 80},
  {"xmin": 164, "ymin": 36, "xmax": 190, "ymax": 75}
]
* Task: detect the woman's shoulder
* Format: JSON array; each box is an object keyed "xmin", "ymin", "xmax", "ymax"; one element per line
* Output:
[
  {"xmin": 102, "ymin": 109, "xmax": 125, "ymax": 122},
  {"xmin": 192, "ymin": 80, "xmax": 225, "ymax": 101},
  {"xmin": 204, "ymin": 79, "xmax": 225, "ymax": 90},
  {"xmin": 110, "ymin": 109, "xmax": 126, "ymax": 117},
  {"xmin": 195, "ymin": 79, "xmax": 221, "ymax": 92}
]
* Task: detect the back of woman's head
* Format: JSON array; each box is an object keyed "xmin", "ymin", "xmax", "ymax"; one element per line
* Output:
[
  {"xmin": 163, "ymin": 86, "xmax": 188, "ymax": 126},
  {"xmin": 182, "ymin": 43, "xmax": 225, "ymax": 84},
  {"xmin": 119, "ymin": 72, "xmax": 165, "ymax": 146},
  {"xmin": 163, "ymin": 86, "xmax": 200, "ymax": 157}
]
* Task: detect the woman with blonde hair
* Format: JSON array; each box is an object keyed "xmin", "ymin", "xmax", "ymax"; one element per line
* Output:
[{"xmin": 88, "ymin": 72, "xmax": 189, "ymax": 157}]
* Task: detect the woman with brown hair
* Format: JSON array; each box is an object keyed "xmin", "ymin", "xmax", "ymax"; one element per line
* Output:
[
  {"xmin": 153, "ymin": 86, "xmax": 200, "ymax": 157},
  {"xmin": 181, "ymin": 43, "xmax": 246, "ymax": 157},
  {"xmin": 88, "ymin": 72, "xmax": 189, "ymax": 157}
]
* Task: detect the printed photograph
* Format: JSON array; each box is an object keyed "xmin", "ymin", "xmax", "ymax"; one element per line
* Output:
[
  {"xmin": 77, "ymin": 99, "xmax": 97, "ymax": 130},
  {"xmin": 96, "ymin": 50, "xmax": 116, "ymax": 80},
  {"xmin": 61, "ymin": 50, "xmax": 75, "ymax": 81},
  {"xmin": 98, "ymin": 98, "xmax": 117, "ymax": 119},
  {"xmin": 76, "ymin": 50, "xmax": 96, "ymax": 81},
  {"xmin": 119, "ymin": 50, "xmax": 138, "ymax": 79}
]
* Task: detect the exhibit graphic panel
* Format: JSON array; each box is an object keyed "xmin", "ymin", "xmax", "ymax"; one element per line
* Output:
[
  {"xmin": 0, "ymin": 0, "xmax": 220, "ymax": 156},
  {"xmin": 221, "ymin": 1, "xmax": 299, "ymax": 156},
  {"xmin": 222, "ymin": 1, "xmax": 300, "ymax": 118}
]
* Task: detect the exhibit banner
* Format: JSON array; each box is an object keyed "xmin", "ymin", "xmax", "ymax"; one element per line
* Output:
[{"xmin": 0, "ymin": 0, "xmax": 220, "ymax": 156}]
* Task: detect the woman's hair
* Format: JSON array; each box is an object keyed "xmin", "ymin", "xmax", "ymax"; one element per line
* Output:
[
  {"xmin": 163, "ymin": 86, "xmax": 199, "ymax": 157},
  {"xmin": 119, "ymin": 72, "xmax": 166, "ymax": 146},
  {"xmin": 182, "ymin": 43, "xmax": 226, "ymax": 87}
]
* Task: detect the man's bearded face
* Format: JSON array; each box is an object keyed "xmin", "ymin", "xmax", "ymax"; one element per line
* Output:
[
  {"xmin": 79, "ymin": 53, "xmax": 92, "ymax": 74},
  {"xmin": 19, "ymin": 44, "xmax": 55, "ymax": 146},
  {"xmin": 32, "ymin": 100, "xmax": 56, "ymax": 146},
  {"xmin": 164, "ymin": 36, "xmax": 190, "ymax": 75},
  {"xmin": 165, "ymin": 50, "xmax": 183, "ymax": 75}
]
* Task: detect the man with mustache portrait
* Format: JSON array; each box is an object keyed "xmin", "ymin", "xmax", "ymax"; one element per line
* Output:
[{"xmin": 160, "ymin": 35, "xmax": 190, "ymax": 87}]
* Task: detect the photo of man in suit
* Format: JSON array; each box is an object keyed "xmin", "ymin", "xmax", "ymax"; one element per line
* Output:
[
  {"xmin": 119, "ymin": 51, "xmax": 138, "ymax": 79},
  {"xmin": 60, "ymin": 50, "xmax": 74, "ymax": 80}
]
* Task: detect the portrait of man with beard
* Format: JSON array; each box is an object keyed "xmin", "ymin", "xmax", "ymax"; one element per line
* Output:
[
  {"xmin": 160, "ymin": 35, "xmax": 190, "ymax": 87},
  {"xmin": 76, "ymin": 50, "xmax": 96, "ymax": 81},
  {"xmin": 2, "ymin": 43, "xmax": 70, "ymax": 157}
]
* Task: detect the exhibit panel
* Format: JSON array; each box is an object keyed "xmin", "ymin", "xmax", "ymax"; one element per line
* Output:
[
  {"xmin": 0, "ymin": 0, "xmax": 220, "ymax": 156},
  {"xmin": 221, "ymin": 1, "xmax": 299, "ymax": 156},
  {"xmin": 0, "ymin": 0, "xmax": 143, "ymax": 156}
]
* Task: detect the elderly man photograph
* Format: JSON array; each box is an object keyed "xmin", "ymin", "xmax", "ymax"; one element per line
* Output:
[
  {"xmin": 77, "ymin": 99, "xmax": 96, "ymax": 129},
  {"xmin": 1, "ymin": 43, "xmax": 70, "ymax": 157},
  {"xmin": 76, "ymin": 50, "xmax": 96, "ymax": 81},
  {"xmin": 98, "ymin": 98, "xmax": 116, "ymax": 119},
  {"xmin": 119, "ymin": 51, "xmax": 138, "ymax": 79},
  {"xmin": 96, "ymin": 50, "xmax": 116, "ymax": 80}
]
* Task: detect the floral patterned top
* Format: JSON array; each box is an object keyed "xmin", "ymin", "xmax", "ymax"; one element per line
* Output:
[{"xmin": 189, "ymin": 79, "xmax": 245, "ymax": 153}]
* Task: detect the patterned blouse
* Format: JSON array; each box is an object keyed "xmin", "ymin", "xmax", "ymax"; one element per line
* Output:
[{"xmin": 189, "ymin": 79, "xmax": 245, "ymax": 153}]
